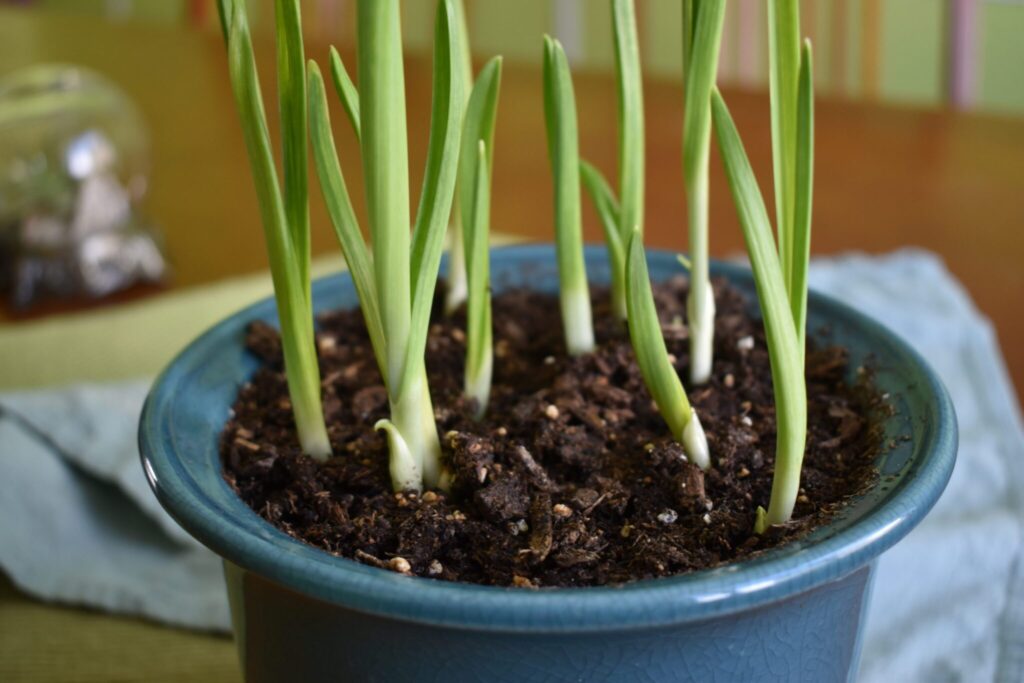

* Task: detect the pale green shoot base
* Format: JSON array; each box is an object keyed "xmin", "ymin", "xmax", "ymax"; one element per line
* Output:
[
  {"xmin": 295, "ymin": 411, "xmax": 331, "ymax": 462},
  {"xmin": 562, "ymin": 287, "xmax": 596, "ymax": 356},
  {"xmin": 385, "ymin": 367, "xmax": 444, "ymax": 491},
  {"xmin": 374, "ymin": 419, "xmax": 420, "ymax": 492},
  {"xmin": 682, "ymin": 410, "xmax": 710, "ymax": 470},
  {"xmin": 686, "ymin": 282, "xmax": 716, "ymax": 386},
  {"xmin": 444, "ymin": 224, "xmax": 468, "ymax": 315},
  {"xmin": 754, "ymin": 506, "xmax": 768, "ymax": 534},
  {"xmin": 464, "ymin": 348, "xmax": 493, "ymax": 418}
]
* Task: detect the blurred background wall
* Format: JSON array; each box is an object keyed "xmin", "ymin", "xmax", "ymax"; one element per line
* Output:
[{"xmin": 7, "ymin": 0, "xmax": 1024, "ymax": 115}]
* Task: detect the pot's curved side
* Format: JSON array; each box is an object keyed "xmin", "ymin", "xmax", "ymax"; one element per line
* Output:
[{"xmin": 225, "ymin": 560, "xmax": 875, "ymax": 683}]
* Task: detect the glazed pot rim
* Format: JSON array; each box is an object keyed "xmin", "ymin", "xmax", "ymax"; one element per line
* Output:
[{"xmin": 140, "ymin": 244, "xmax": 957, "ymax": 632}]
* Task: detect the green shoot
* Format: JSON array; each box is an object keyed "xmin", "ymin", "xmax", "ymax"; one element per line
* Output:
[
  {"xmin": 712, "ymin": 71, "xmax": 812, "ymax": 530},
  {"xmin": 579, "ymin": 161, "xmax": 623, "ymax": 292},
  {"xmin": 464, "ymin": 141, "xmax": 493, "ymax": 417},
  {"xmin": 543, "ymin": 36, "xmax": 595, "ymax": 356},
  {"xmin": 768, "ymin": 0, "xmax": 802, "ymax": 300},
  {"xmin": 308, "ymin": 63, "xmax": 387, "ymax": 380},
  {"xmin": 682, "ymin": 0, "xmax": 726, "ymax": 386},
  {"xmin": 579, "ymin": 0, "xmax": 644, "ymax": 322},
  {"xmin": 358, "ymin": 0, "xmax": 411, "ymax": 395},
  {"xmin": 309, "ymin": 0, "xmax": 465, "ymax": 491},
  {"xmin": 613, "ymin": 0, "xmax": 644, "ymax": 319},
  {"xmin": 275, "ymin": 0, "xmax": 310, "ymax": 309},
  {"xmin": 792, "ymin": 41, "xmax": 815, "ymax": 353},
  {"xmin": 626, "ymin": 231, "xmax": 709, "ymax": 469},
  {"xmin": 328, "ymin": 46, "xmax": 360, "ymax": 142},
  {"xmin": 460, "ymin": 57, "xmax": 503, "ymax": 416},
  {"xmin": 443, "ymin": 0, "xmax": 476, "ymax": 315},
  {"xmin": 220, "ymin": 0, "xmax": 330, "ymax": 460}
]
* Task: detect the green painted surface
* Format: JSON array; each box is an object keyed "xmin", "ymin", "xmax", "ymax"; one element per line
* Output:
[
  {"xmin": 879, "ymin": 0, "xmax": 944, "ymax": 105},
  {"xmin": 845, "ymin": 0, "xmax": 864, "ymax": 98},
  {"xmin": 470, "ymin": 0, "xmax": 550, "ymax": 64},
  {"xmin": 582, "ymin": 0, "xmax": 615, "ymax": 70},
  {"xmin": 644, "ymin": 0, "xmax": 683, "ymax": 78},
  {"xmin": 811, "ymin": 0, "xmax": 835, "ymax": 91},
  {"xmin": 980, "ymin": 3, "xmax": 1024, "ymax": 113},
  {"xmin": 401, "ymin": 1, "xmax": 435, "ymax": 53},
  {"xmin": 39, "ymin": 0, "xmax": 184, "ymax": 22}
]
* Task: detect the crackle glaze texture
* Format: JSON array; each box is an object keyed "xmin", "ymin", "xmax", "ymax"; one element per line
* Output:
[{"xmin": 140, "ymin": 246, "xmax": 957, "ymax": 683}]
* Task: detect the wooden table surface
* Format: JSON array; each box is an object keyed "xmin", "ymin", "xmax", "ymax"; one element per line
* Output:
[{"xmin": 2, "ymin": 9, "xmax": 1023, "ymax": 398}]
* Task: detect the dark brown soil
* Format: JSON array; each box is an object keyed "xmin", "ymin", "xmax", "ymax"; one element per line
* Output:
[{"xmin": 222, "ymin": 277, "xmax": 883, "ymax": 588}]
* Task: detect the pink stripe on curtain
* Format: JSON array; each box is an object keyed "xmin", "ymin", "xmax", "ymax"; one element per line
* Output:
[
  {"xmin": 735, "ymin": 0, "xmax": 760, "ymax": 87},
  {"xmin": 949, "ymin": 0, "xmax": 978, "ymax": 108}
]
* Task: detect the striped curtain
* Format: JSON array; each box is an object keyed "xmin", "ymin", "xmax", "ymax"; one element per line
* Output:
[{"xmin": 29, "ymin": 0, "xmax": 1022, "ymax": 113}]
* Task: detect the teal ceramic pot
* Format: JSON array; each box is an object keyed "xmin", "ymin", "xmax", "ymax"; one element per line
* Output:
[{"xmin": 140, "ymin": 245, "xmax": 957, "ymax": 683}]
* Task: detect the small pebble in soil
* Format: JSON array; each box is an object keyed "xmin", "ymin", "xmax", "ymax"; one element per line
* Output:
[
  {"xmin": 553, "ymin": 503, "xmax": 573, "ymax": 518},
  {"xmin": 388, "ymin": 557, "xmax": 412, "ymax": 574},
  {"xmin": 740, "ymin": 415, "xmax": 753, "ymax": 427},
  {"xmin": 737, "ymin": 335, "xmax": 755, "ymax": 351},
  {"xmin": 702, "ymin": 513, "xmax": 712, "ymax": 525},
  {"xmin": 235, "ymin": 437, "xmax": 260, "ymax": 452},
  {"xmin": 428, "ymin": 560, "xmax": 443, "ymax": 576},
  {"xmin": 422, "ymin": 491, "xmax": 438, "ymax": 503},
  {"xmin": 544, "ymin": 404, "xmax": 560, "ymax": 419},
  {"xmin": 724, "ymin": 373, "xmax": 735, "ymax": 388},
  {"xmin": 657, "ymin": 509, "xmax": 679, "ymax": 524}
]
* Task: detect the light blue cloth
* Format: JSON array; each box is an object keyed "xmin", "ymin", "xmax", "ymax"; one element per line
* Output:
[
  {"xmin": 0, "ymin": 250, "xmax": 1020, "ymax": 679},
  {"xmin": 0, "ymin": 381, "xmax": 229, "ymax": 630},
  {"xmin": 808, "ymin": 251, "xmax": 1024, "ymax": 683}
]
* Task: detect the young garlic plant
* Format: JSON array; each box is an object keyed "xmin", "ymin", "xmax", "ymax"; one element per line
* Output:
[
  {"xmin": 712, "ymin": 11, "xmax": 814, "ymax": 530},
  {"xmin": 308, "ymin": 0, "xmax": 465, "ymax": 491},
  {"xmin": 579, "ymin": 0, "xmax": 644, "ymax": 323},
  {"xmin": 769, "ymin": 1, "xmax": 814, "ymax": 354},
  {"xmin": 444, "ymin": 0, "xmax": 476, "ymax": 316},
  {"xmin": 681, "ymin": 0, "xmax": 726, "ymax": 385},
  {"xmin": 626, "ymin": 232, "xmax": 710, "ymax": 470},
  {"xmin": 459, "ymin": 58, "xmax": 503, "ymax": 417},
  {"xmin": 542, "ymin": 36, "xmax": 596, "ymax": 356},
  {"xmin": 218, "ymin": 0, "xmax": 330, "ymax": 460},
  {"xmin": 327, "ymin": 46, "xmax": 360, "ymax": 143}
]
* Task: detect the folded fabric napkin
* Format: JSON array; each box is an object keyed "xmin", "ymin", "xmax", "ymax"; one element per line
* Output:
[{"xmin": 0, "ymin": 249, "xmax": 1020, "ymax": 681}]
